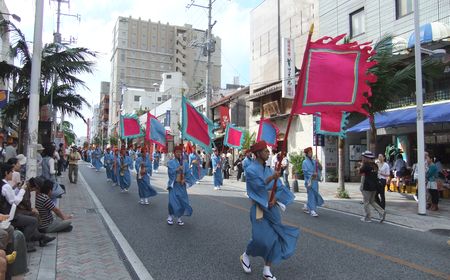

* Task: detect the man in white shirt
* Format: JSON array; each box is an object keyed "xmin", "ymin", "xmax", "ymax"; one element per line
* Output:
[{"xmin": 376, "ymin": 154, "xmax": 390, "ymax": 209}]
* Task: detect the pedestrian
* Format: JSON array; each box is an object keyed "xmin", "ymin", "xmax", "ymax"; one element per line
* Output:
[
  {"xmin": 118, "ymin": 147, "xmax": 132, "ymax": 192},
  {"xmin": 281, "ymin": 154, "xmax": 290, "ymax": 191},
  {"xmin": 57, "ymin": 143, "xmax": 65, "ymax": 176},
  {"xmin": 166, "ymin": 144, "xmax": 195, "ymax": 226},
  {"xmin": 234, "ymin": 154, "xmax": 244, "ymax": 181},
  {"xmin": 211, "ymin": 149, "xmax": 223, "ymax": 190},
  {"xmin": 239, "ymin": 141, "xmax": 299, "ymax": 280},
  {"xmin": 3, "ymin": 138, "xmax": 17, "ymax": 163},
  {"xmin": 426, "ymin": 154, "xmax": 440, "ymax": 211},
  {"xmin": 135, "ymin": 147, "xmax": 157, "ymax": 205},
  {"xmin": 68, "ymin": 146, "xmax": 81, "ymax": 184},
  {"xmin": 376, "ymin": 154, "xmax": 390, "ymax": 209},
  {"xmin": 242, "ymin": 149, "xmax": 253, "ymax": 180},
  {"xmin": 359, "ymin": 151, "xmax": 386, "ymax": 223},
  {"xmin": 393, "ymin": 154, "xmax": 407, "ymax": 193},
  {"xmin": 302, "ymin": 147, "xmax": 324, "ymax": 217},
  {"xmin": 222, "ymin": 153, "xmax": 230, "ymax": 179}
]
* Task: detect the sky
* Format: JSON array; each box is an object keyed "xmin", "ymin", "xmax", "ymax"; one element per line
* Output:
[{"xmin": 4, "ymin": 0, "xmax": 263, "ymax": 138}]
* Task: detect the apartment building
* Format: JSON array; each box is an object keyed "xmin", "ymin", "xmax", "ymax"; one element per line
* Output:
[
  {"xmin": 108, "ymin": 16, "xmax": 221, "ymax": 137},
  {"xmin": 99, "ymin": 81, "xmax": 110, "ymax": 138},
  {"xmin": 248, "ymin": 0, "xmax": 320, "ymax": 155}
]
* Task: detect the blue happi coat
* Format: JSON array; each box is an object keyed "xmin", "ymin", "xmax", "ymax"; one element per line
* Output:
[
  {"xmin": 302, "ymin": 156, "xmax": 324, "ymax": 211},
  {"xmin": 245, "ymin": 160, "xmax": 299, "ymax": 264},
  {"xmin": 118, "ymin": 155, "xmax": 132, "ymax": 190},
  {"xmin": 153, "ymin": 151, "xmax": 161, "ymax": 171},
  {"xmin": 135, "ymin": 154, "xmax": 157, "ymax": 199},
  {"xmin": 189, "ymin": 152, "xmax": 202, "ymax": 182},
  {"xmin": 211, "ymin": 154, "xmax": 223, "ymax": 187},
  {"xmin": 92, "ymin": 148, "xmax": 103, "ymax": 171},
  {"xmin": 167, "ymin": 158, "xmax": 195, "ymax": 217},
  {"xmin": 104, "ymin": 151, "xmax": 114, "ymax": 180}
]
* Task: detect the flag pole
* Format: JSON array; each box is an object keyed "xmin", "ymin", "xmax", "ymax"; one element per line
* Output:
[{"xmin": 269, "ymin": 24, "xmax": 314, "ymax": 205}]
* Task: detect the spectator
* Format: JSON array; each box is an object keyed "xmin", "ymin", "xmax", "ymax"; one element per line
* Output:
[
  {"xmin": 393, "ymin": 154, "xmax": 407, "ymax": 193},
  {"xmin": 36, "ymin": 179, "xmax": 73, "ymax": 233},
  {"xmin": 234, "ymin": 154, "xmax": 244, "ymax": 181},
  {"xmin": 57, "ymin": 143, "xmax": 65, "ymax": 176},
  {"xmin": 68, "ymin": 146, "xmax": 81, "ymax": 184},
  {"xmin": 359, "ymin": 151, "xmax": 386, "ymax": 223},
  {"xmin": 3, "ymin": 139, "xmax": 17, "ymax": 163},
  {"xmin": 281, "ymin": 154, "xmax": 290, "ymax": 190},
  {"xmin": 426, "ymin": 155, "xmax": 439, "ymax": 211},
  {"xmin": 6, "ymin": 158, "xmax": 23, "ymax": 189},
  {"xmin": 376, "ymin": 154, "xmax": 390, "ymax": 209},
  {"xmin": 36, "ymin": 144, "xmax": 45, "ymax": 177}
]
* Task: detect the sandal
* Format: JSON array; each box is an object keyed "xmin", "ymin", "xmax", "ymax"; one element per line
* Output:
[
  {"xmin": 177, "ymin": 220, "xmax": 184, "ymax": 226},
  {"xmin": 240, "ymin": 254, "xmax": 251, "ymax": 273},
  {"xmin": 263, "ymin": 273, "xmax": 276, "ymax": 280}
]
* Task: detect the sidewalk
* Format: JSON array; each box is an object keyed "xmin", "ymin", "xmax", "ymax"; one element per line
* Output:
[{"xmin": 24, "ymin": 169, "xmax": 132, "ymax": 280}]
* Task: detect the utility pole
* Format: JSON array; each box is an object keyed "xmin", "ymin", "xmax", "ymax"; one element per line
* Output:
[
  {"xmin": 186, "ymin": 0, "xmax": 216, "ymax": 120},
  {"xmin": 50, "ymin": 0, "xmax": 80, "ymax": 142},
  {"xmin": 26, "ymin": 0, "xmax": 44, "ymax": 179}
]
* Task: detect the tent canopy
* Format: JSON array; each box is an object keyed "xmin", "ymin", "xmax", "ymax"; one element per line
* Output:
[{"xmin": 346, "ymin": 102, "xmax": 450, "ymax": 133}]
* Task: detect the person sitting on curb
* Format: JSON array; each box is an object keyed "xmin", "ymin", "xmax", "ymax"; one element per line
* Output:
[{"xmin": 36, "ymin": 179, "xmax": 73, "ymax": 233}]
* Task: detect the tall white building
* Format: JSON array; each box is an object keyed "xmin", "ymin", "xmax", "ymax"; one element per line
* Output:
[{"xmin": 109, "ymin": 16, "xmax": 221, "ymax": 137}]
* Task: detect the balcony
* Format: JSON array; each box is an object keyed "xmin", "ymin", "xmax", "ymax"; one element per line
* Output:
[{"xmin": 386, "ymin": 90, "xmax": 450, "ymax": 109}]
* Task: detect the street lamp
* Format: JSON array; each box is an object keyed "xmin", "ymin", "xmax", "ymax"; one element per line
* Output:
[{"xmin": 0, "ymin": 12, "xmax": 21, "ymax": 22}]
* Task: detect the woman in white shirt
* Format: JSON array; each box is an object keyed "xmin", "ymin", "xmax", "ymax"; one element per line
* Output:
[
  {"xmin": 6, "ymin": 157, "xmax": 23, "ymax": 188},
  {"xmin": 376, "ymin": 154, "xmax": 390, "ymax": 209}
]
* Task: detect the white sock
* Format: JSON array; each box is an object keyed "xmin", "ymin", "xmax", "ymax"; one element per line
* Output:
[{"xmin": 263, "ymin": 266, "xmax": 272, "ymax": 276}]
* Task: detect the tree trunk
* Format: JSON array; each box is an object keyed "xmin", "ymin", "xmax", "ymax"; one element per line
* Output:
[
  {"xmin": 338, "ymin": 137, "xmax": 345, "ymax": 191},
  {"xmin": 369, "ymin": 114, "xmax": 377, "ymax": 152}
]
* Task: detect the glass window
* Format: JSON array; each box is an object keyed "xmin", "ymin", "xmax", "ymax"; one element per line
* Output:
[
  {"xmin": 349, "ymin": 8, "xmax": 365, "ymax": 38},
  {"xmin": 396, "ymin": 0, "xmax": 413, "ymax": 19},
  {"xmin": 134, "ymin": 96, "xmax": 140, "ymax": 102}
]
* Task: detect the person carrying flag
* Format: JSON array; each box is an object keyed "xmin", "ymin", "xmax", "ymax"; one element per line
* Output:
[
  {"xmin": 239, "ymin": 140, "xmax": 299, "ymax": 280},
  {"xmin": 135, "ymin": 147, "xmax": 157, "ymax": 205},
  {"xmin": 166, "ymin": 145, "xmax": 195, "ymax": 226},
  {"xmin": 118, "ymin": 147, "xmax": 132, "ymax": 192}
]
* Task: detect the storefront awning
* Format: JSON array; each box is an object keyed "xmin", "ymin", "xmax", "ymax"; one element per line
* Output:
[
  {"xmin": 347, "ymin": 102, "xmax": 450, "ymax": 133},
  {"xmin": 407, "ymin": 22, "xmax": 450, "ymax": 48}
]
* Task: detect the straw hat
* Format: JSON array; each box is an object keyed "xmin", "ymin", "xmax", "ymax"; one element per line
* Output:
[{"xmin": 16, "ymin": 154, "xmax": 27, "ymax": 165}]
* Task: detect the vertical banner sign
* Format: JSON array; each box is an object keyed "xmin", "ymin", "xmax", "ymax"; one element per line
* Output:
[
  {"xmin": 281, "ymin": 38, "xmax": 295, "ymax": 99},
  {"xmin": 164, "ymin": 110, "xmax": 171, "ymax": 127},
  {"xmin": 219, "ymin": 105, "xmax": 230, "ymax": 129}
]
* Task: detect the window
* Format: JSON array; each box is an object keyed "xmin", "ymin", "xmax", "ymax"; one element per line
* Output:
[
  {"xmin": 166, "ymin": 74, "xmax": 172, "ymax": 79},
  {"xmin": 349, "ymin": 8, "xmax": 365, "ymax": 38},
  {"xmin": 134, "ymin": 96, "xmax": 140, "ymax": 102},
  {"xmin": 396, "ymin": 0, "xmax": 413, "ymax": 19}
]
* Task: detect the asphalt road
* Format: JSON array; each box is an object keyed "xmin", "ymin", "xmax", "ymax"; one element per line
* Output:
[{"xmin": 80, "ymin": 163, "xmax": 450, "ymax": 280}]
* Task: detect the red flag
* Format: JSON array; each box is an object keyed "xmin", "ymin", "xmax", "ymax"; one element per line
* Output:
[
  {"xmin": 292, "ymin": 34, "xmax": 377, "ymax": 116},
  {"xmin": 120, "ymin": 114, "xmax": 144, "ymax": 139}
]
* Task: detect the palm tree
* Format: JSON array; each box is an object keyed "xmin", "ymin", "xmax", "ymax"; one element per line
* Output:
[
  {"xmin": 364, "ymin": 35, "xmax": 443, "ymax": 151},
  {"xmin": 0, "ymin": 20, "xmax": 96, "ymax": 144},
  {"xmin": 60, "ymin": 121, "xmax": 76, "ymax": 146}
]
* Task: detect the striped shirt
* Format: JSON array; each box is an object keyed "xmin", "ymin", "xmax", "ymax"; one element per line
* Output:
[{"xmin": 36, "ymin": 193, "xmax": 55, "ymax": 230}]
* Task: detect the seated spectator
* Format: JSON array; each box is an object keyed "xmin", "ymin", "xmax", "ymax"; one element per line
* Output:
[
  {"xmin": 6, "ymin": 158, "xmax": 23, "ymax": 189},
  {"xmin": 36, "ymin": 179, "xmax": 73, "ymax": 233},
  {"xmin": 0, "ymin": 164, "xmax": 54, "ymax": 253}
]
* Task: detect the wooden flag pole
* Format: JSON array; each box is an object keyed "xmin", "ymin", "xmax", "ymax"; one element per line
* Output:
[{"xmin": 269, "ymin": 24, "xmax": 314, "ymax": 206}]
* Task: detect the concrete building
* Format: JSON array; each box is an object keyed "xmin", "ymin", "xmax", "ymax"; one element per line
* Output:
[
  {"xmin": 99, "ymin": 81, "xmax": 110, "ymax": 139},
  {"xmin": 248, "ymin": 0, "xmax": 320, "ymax": 162},
  {"xmin": 109, "ymin": 16, "xmax": 222, "ymax": 137},
  {"xmin": 0, "ymin": 1, "xmax": 14, "ymax": 132},
  {"xmin": 319, "ymin": 0, "xmax": 450, "ymax": 180}
]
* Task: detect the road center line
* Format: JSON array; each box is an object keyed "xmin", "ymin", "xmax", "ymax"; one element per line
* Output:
[{"xmin": 206, "ymin": 196, "xmax": 450, "ymax": 280}]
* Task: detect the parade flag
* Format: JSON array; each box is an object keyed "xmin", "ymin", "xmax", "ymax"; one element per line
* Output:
[
  {"xmin": 314, "ymin": 112, "xmax": 349, "ymax": 138},
  {"xmin": 181, "ymin": 96, "xmax": 214, "ymax": 152},
  {"xmin": 120, "ymin": 114, "xmax": 144, "ymax": 139},
  {"xmin": 224, "ymin": 124, "xmax": 244, "ymax": 149},
  {"xmin": 146, "ymin": 113, "xmax": 167, "ymax": 147},
  {"xmin": 291, "ymin": 33, "xmax": 377, "ymax": 116},
  {"xmin": 256, "ymin": 118, "xmax": 279, "ymax": 148}
]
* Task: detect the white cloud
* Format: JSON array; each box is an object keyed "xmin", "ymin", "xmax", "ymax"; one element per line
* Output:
[{"xmin": 4, "ymin": 0, "xmax": 252, "ymax": 137}]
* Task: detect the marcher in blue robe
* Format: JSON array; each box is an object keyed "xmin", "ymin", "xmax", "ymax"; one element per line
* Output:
[
  {"xmin": 118, "ymin": 149, "xmax": 132, "ymax": 192},
  {"xmin": 135, "ymin": 150, "xmax": 158, "ymax": 204},
  {"xmin": 103, "ymin": 148, "xmax": 113, "ymax": 181},
  {"xmin": 92, "ymin": 147, "xmax": 103, "ymax": 171},
  {"xmin": 211, "ymin": 150, "xmax": 223, "ymax": 189},
  {"xmin": 189, "ymin": 151, "xmax": 201, "ymax": 183},
  {"xmin": 301, "ymin": 147, "xmax": 324, "ymax": 217},
  {"xmin": 112, "ymin": 149, "xmax": 119, "ymax": 186},
  {"xmin": 166, "ymin": 145, "xmax": 195, "ymax": 226},
  {"xmin": 153, "ymin": 151, "xmax": 161, "ymax": 172},
  {"xmin": 240, "ymin": 141, "xmax": 299, "ymax": 280},
  {"xmin": 242, "ymin": 151, "xmax": 253, "ymax": 179}
]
